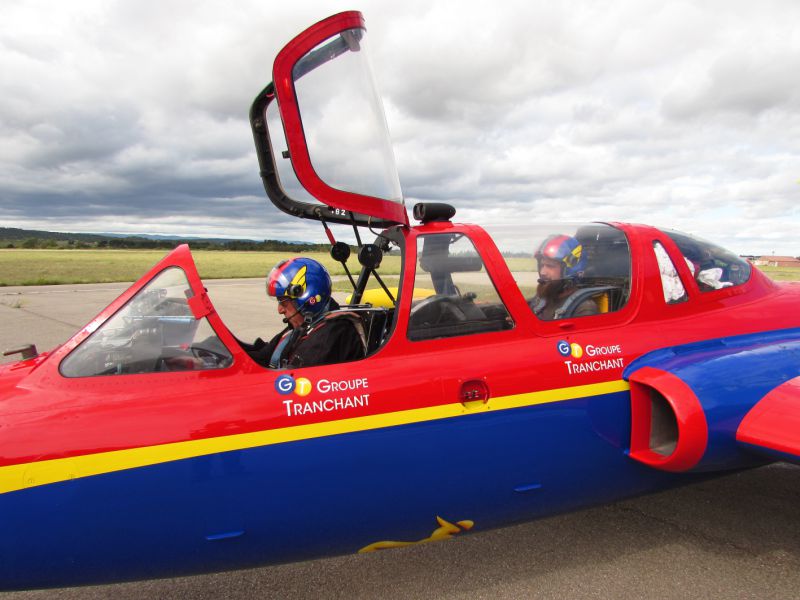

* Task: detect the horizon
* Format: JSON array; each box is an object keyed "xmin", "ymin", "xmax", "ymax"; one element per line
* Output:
[{"xmin": 1, "ymin": 225, "xmax": 795, "ymax": 259}]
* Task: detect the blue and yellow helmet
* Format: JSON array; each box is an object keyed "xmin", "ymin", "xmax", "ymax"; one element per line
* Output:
[
  {"xmin": 535, "ymin": 234, "xmax": 586, "ymax": 279},
  {"xmin": 267, "ymin": 257, "xmax": 332, "ymax": 317}
]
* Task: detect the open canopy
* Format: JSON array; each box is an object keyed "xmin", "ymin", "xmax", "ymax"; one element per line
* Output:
[{"xmin": 250, "ymin": 11, "xmax": 408, "ymax": 228}]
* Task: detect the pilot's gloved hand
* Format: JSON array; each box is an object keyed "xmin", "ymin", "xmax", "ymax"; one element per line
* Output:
[{"xmin": 237, "ymin": 337, "xmax": 265, "ymax": 352}]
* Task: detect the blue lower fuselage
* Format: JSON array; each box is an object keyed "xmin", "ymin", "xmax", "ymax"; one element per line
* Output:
[{"xmin": 0, "ymin": 390, "xmax": 703, "ymax": 590}]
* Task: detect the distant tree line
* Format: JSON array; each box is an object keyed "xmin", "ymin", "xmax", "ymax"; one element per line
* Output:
[
  {"xmin": 2, "ymin": 237, "xmax": 332, "ymax": 252},
  {"xmin": 0, "ymin": 228, "xmax": 330, "ymax": 252}
]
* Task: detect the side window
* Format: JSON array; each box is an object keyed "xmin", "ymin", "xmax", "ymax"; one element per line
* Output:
[
  {"xmin": 527, "ymin": 224, "xmax": 631, "ymax": 320},
  {"xmin": 653, "ymin": 241, "xmax": 688, "ymax": 304},
  {"xmin": 665, "ymin": 230, "xmax": 751, "ymax": 291},
  {"xmin": 407, "ymin": 234, "xmax": 513, "ymax": 341},
  {"xmin": 60, "ymin": 267, "xmax": 232, "ymax": 377}
]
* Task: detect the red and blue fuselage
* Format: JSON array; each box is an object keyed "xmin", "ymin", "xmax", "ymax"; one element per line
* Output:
[{"xmin": 1, "ymin": 222, "xmax": 799, "ymax": 589}]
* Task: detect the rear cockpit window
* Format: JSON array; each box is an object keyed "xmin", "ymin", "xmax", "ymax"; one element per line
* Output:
[
  {"xmin": 61, "ymin": 267, "xmax": 232, "ymax": 377},
  {"xmin": 654, "ymin": 241, "xmax": 688, "ymax": 304},
  {"xmin": 524, "ymin": 224, "xmax": 631, "ymax": 321},
  {"xmin": 665, "ymin": 230, "xmax": 751, "ymax": 291},
  {"xmin": 408, "ymin": 234, "xmax": 513, "ymax": 341}
]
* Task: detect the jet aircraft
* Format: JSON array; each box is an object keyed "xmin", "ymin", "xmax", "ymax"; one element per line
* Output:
[{"xmin": 1, "ymin": 11, "xmax": 798, "ymax": 590}]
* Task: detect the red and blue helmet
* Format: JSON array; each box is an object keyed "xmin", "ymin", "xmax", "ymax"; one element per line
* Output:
[
  {"xmin": 267, "ymin": 257, "xmax": 332, "ymax": 317},
  {"xmin": 535, "ymin": 234, "xmax": 586, "ymax": 279}
]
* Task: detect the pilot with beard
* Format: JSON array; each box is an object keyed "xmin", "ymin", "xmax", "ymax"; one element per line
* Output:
[{"xmin": 529, "ymin": 234, "xmax": 599, "ymax": 320}]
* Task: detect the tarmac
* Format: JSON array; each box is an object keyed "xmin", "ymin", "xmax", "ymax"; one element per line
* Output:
[{"xmin": 1, "ymin": 280, "xmax": 799, "ymax": 599}]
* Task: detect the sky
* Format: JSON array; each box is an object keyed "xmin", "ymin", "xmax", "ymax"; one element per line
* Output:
[{"xmin": 1, "ymin": 0, "xmax": 799, "ymax": 255}]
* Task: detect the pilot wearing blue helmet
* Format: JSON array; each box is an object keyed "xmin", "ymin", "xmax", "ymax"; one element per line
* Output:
[
  {"xmin": 529, "ymin": 234, "xmax": 599, "ymax": 320},
  {"xmin": 244, "ymin": 257, "xmax": 365, "ymax": 368}
]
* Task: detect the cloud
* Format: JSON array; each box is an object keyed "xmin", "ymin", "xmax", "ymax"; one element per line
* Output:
[{"xmin": 0, "ymin": 0, "xmax": 798, "ymax": 256}]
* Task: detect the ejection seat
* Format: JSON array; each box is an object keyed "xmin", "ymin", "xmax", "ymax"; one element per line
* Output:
[
  {"xmin": 331, "ymin": 306, "xmax": 393, "ymax": 356},
  {"xmin": 574, "ymin": 224, "xmax": 632, "ymax": 314}
]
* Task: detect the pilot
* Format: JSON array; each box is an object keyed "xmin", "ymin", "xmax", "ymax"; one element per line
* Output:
[
  {"xmin": 245, "ymin": 257, "xmax": 366, "ymax": 368},
  {"xmin": 529, "ymin": 234, "xmax": 599, "ymax": 320}
]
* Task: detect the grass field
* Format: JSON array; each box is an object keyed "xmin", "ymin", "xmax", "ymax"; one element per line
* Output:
[
  {"xmin": 757, "ymin": 265, "xmax": 800, "ymax": 281},
  {"xmin": 0, "ymin": 249, "xmax": 797, "ymax": 286},
  {"xmin": 0, "ymin": 249, "xmax": 403, "ymax": 286}
]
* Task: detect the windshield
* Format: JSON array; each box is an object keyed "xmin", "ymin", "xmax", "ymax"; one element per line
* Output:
[{"xmin": 60, "ymin": 267, "xmax": 232, "ymax": 377}]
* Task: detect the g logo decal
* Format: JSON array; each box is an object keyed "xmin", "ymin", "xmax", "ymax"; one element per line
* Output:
[
  {"xmin": 275, "ymin": 375, "xmax": 295, "ymax": 395},
  {"xmin": 556, "ymin": 340, "xmax": 571, "ymax": 356}
]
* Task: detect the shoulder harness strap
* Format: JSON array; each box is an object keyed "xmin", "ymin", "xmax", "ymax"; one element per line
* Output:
[{"xmin": 317, "ymin": 311, "xmax": 367, "ymax": 352}]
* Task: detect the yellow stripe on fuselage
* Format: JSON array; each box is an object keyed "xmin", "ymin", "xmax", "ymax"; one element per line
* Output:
[{"xmin": 0, "ymin": 380, "xmax": 629, "ymax": 495}]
